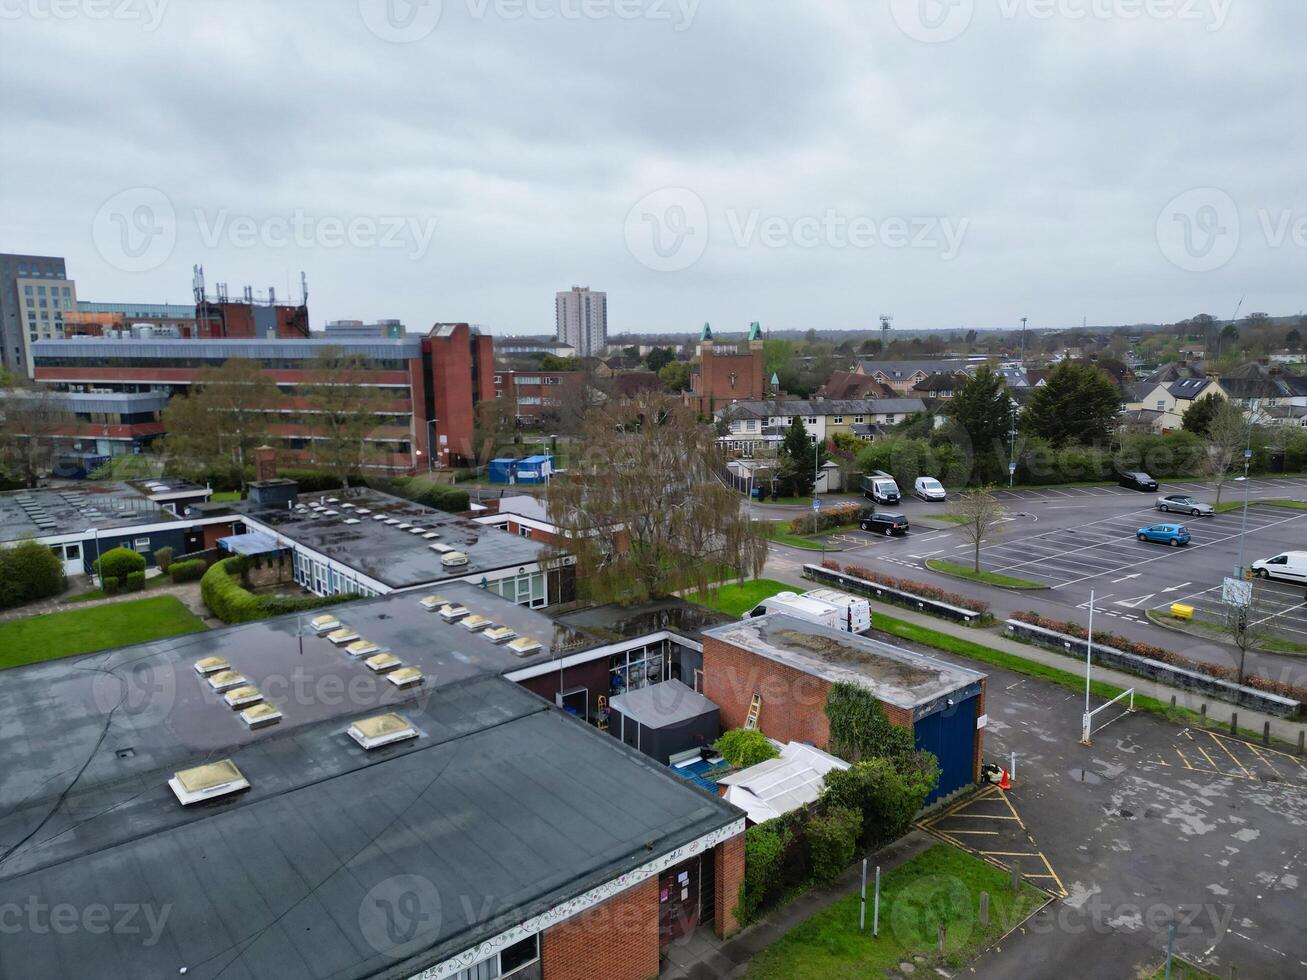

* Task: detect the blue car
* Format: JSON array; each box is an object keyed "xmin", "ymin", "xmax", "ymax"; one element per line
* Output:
[{"xmin": 1136, "ymin": 523, "xmax": 1191, "ymax": 547}]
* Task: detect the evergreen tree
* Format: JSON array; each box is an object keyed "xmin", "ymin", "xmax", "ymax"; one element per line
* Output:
[
  {"xmin": 1181, "ymin": 392, "xmax": 1225, "ymax": 437},
  {"xmin": 778, "ymin": 416, "xmax": 822, "ymax": 498},
  {"xmin": 1020, "ymin": 362, "xmax": 1121, "ymax": 447},
  {"xmin": 947, "ymin": 366, "xmax": 1012, "ymax": 484}
]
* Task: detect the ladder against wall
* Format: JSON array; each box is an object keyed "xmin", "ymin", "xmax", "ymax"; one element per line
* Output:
[{"xmin": 744, "ymin": 694, "xmax": 762, "ymax": 731}]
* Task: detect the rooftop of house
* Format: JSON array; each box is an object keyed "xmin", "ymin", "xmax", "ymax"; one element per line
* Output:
[
  {"xmin": 720, "ymin": 398, "xmax": 926, "ymax": 419},
  {"xmin": 235, "ymin": 487, "xmax": 548, "ymax": 589},
  {"xmin": 855, "ymin": 359, "xmax": 968, "ymax": 379},
  {"xmin": 0, "ymin": 587, "xmax": 738, "ymax": 979},
  {"xmin": 704, "ymin": 614, "xmax": 985, "ymax": 711},
  {"xmin": 820, "ymin": 370, "xmax": 896, "ymax": 401},
  {"xmin": 0, "ymin": 481, "xmax": 180, "ymax": 543}
]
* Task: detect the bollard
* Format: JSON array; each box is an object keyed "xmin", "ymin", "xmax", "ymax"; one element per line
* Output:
[
  {"xmin": 1200, "ymin": 703, "xmax": 1207, "ymax": 727},
  {"xmin": 1263, "ymin": 721, "xmax": 1271, "ymax": 746},
  {"xmin": 979, "ymin": 891, "xmax": 990, "ymax": 928},
  {"xmin": 1010, "ymin": 862, "xmax": 1020, "ymax": 892},
  {"xmin": 1299, "ymin": 731, "xmax": 1305, "ymax": 757},
  {"xmin": 937, "ymin": 923, "xmax": 946, "ymax": 953},
  {"xmin": 1231, "ymin": 712, "xmax": 1237, "ymax": 735},
  {"xmin": 1170, "ymin": 695, "xmax": 1176, "ymax": 710}
]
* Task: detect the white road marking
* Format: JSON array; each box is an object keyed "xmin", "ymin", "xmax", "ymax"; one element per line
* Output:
[
  {"xmin": 1112, "ymin": 573, "xmax": 1142, "ymax": 584},
  {"xmin": 1115, "ymin": 594, "xmax": 1156, "ymax": 608},
  {"xmin": 1162, "ymin": 582, "xmax": 1192, "ymax": 593}
]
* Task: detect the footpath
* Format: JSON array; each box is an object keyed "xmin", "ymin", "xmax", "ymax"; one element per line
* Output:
[{"xmin": 762, "ymin": 559, "xmax": 1307, "ymax": 748}]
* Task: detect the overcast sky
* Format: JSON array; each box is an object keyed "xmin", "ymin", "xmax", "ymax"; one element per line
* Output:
[{"xmin": 2, "ymin": 0, "xmax": 1304, "ymax": 336}]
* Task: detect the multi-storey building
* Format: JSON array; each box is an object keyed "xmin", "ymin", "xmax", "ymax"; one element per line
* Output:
[
  {"xmin": 322, "ymin": 318, "xmax": 406, "ymax": 338},
  {"xmin": 491, "ymin": 369, "xmax": 586, "ymax": 426},
  {"xmin": 31, "ymin": 323, "xmax": 496, "ymax": 473},
  {"xmin": 555, "ymin": 285, "xmax": 607, "ymax": 357},
  {"xmin": 0, "ymin": 252, "xmax": 67, "ymax": 376},
  {"xmin": 66, "ymin": 302, "xmax": 197, "ymax": 339}
]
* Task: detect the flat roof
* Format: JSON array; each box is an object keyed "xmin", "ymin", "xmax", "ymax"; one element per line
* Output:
[
  {"xmin": 238, "ymin": 487, "xmax": 549, "ymax": 589},
  {"xmin": 610, "ymin": 679, "xmax": 719, "ymax": 728},
  {"xmin": 704, "ymin": 614, "xmax": 985, "ymax": 710},
  {"xmin": 554, "ymin": 597, "xmax": 735, "ymax": 644},
  {"xmin": 0, "ymin": 588, "xmax": 737, "ymax": 979},
  {"xmin": 0, "ymin": 482, "xmax": 176, "ymax": 543}
]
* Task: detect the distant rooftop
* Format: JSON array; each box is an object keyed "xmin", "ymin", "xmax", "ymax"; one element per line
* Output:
[
  {"xmin": 705, "ymin": 614, "xmax": 985, "ymax": 711},
  {"xmin": 0, "ymin": 482, "xmax": 181, "ymax": 543},
  {"xmin": 238, "ymin": 487, "xmax": 550, "ymax": 589},
  {"xmin": 555, "ymin": 597, "xmax": 735, "ymax": 645}
]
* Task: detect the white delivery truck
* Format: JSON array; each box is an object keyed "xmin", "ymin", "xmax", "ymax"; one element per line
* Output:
[
  {"xmin": 861, "ymin": 471, "xmax": 901, "ymax": 505},
  {"xmin": 1252, "ymin": 551, "xmax": 1307, "ymax": 582},
  {"xmin": 744, "ymin": 590, "xmax": 871, "ymax": 634}
]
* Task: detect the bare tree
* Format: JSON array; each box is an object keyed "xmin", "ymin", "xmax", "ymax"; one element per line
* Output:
[
  {"xmin": 1205, "ymin": 401, "xmax": 1249, "ymax": 506},
  {"xmin": 546, "ymin": 392, "xmax": 768, "ymax": 604},
  {"xmin": 1223, "ymin": 581, "xmax": 1274, "ymax": 686},
  {"xmin": 0, "ymin": 385, "xmax": 69, "ymax": 487},
  {"xmin": 948, "ymin": 487, "xmax": 1007, "ymax": 573},
  {"xmin": 160, "ymin": 358, "xmax": 282, "ymax": 486},
  {"xmin": 306, "ymin": 348, "xmax": 388, "ymax": 488}
]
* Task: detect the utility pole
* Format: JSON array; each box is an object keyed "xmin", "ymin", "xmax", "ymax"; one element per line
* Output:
[{"xmin": 1019, "ymin": 316, "xmax": 1028, "ymax": 362}]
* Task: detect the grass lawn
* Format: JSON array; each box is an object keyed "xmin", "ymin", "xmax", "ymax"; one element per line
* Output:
[
  {"xmin": 1146, "ymin": 960, "xmax": 1220, "ymax": 979},
  {"xmin": 209, "ymin": 490, "xmax": 243, "ymax": 502},
  {"xmin": 1213, "ymin": 498, "xmax": 1307, "ymax": 514},
  {"xmin": 0, "ymin": 595, "xmax": 207, "ymax": 670},
  {"xmin": 684, "ymin": 579, "xmax": 793, "ymax": 617},
  {"xmin": 765, "ymin": 521, "xmax": 858, "ymax": 551},
  {"xmin": 1145, "ymin": 609, "xmax": 1307, "ymax": 657},
  {"xmin": 925, "ymin": 559, "xmax": 1047, "ymax": 590},
  {"xmin": 745, "ymin": 844, "xmax": 1046, "ymax": 979}
]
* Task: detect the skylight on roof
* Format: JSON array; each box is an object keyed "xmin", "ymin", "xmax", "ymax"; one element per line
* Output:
[
  {"xmin": 169, "ymin": 759, "xmax": 249, "ymax": 805},
  {"xmin": 348, "ymin": 713, "xmax": 417, "ymax": 750}
]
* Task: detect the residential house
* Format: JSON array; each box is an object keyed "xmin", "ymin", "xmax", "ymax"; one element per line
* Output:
[
  {"xmin": 716, "ymin": 398, "xmax": 927, "ymax": 455},
  {"xmin": 853, "ymin": 359, "xmax": 968, "ymax": 393}
]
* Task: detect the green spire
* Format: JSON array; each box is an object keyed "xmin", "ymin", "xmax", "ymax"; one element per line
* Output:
[
  {"xmin": 700, "ymin": 322, "xmax": 713, "ymax": 341},
  {"xmin": 747, "ymin": 320, "xmax": 763, "ymax": 341},
  {"xmin": 771, "ymin": 372, "xmax": 780, "ymax": 386}
]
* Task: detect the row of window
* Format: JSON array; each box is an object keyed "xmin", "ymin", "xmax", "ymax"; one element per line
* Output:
[{"xmin": 33, "ymin": 356, "xmax": 410, "ymax": 371}]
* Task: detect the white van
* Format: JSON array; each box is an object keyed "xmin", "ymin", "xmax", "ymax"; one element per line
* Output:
[
  {"xmin": 861, "ymin": 472, "xmax": 901, "ymax": 505},
  {"xmin": 744, "ymin": 590, "xmax": 870, "ymax": 634},
  {"xmin": 1252, "ymin": 551, "xmax": 1307, "ymax": 582}
]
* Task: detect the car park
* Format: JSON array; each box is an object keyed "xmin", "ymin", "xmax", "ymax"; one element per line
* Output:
[
  {"xmin": 1119, "ymin": 471, "xmax": 1159, "ymax": 491},
  {"xmin": 1136, "ymin": 522, "xmax": 1190, "ymax": 546},
  {"xmin": 1155, "ymin": 494, "xmax": 1213, "ymax": 516},
  {"xmin": 1252, "ymin": 550, "xmax": 1307, "ymax": 581},
  {"xmin": 861, "ymin": 512, "xmax": 910, "ymax": 536},
  {"xmin": 914, "ymin": 477, "xmax": 947, "ymax": 501}
]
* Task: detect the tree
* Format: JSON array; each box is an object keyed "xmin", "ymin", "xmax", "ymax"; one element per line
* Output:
[
  {"xmin": 1286, "ymin": 328, "xmax": 1302, "ymax": 351},
  {"xmin": 0, "ymin": 385, "xmax": 69, "ymax": 488},
  {"xmin": 657, "ymin": 360, "xmax": 693, "ymax": 393},
  {"xmin": 1181, "ymin": 392, "xmax": 1225, "ymax": 437},
  {"xmin": 545, "ymin": 392, "xmax": 767, "ymax": 604},
  {"xmin": 1020, "ymin": 362, "xmax": 1121, "ymax": 447},
  {"xmin": 947, "ymin": 366, "xmax": 1011, "ymax": 484},
  {"xmin": 160, "ymin": 358, "xmax": 281, "ymax": 486},
  {"xmin": 305, "ymin": 348, "xmax": 388, "ymax": 488},
  {"xmin": 1205, "ymin": 401, "xmax": 1249, "ymax": 506},
  {"xmin": 892, "ymin": 411, "xmax": 937, "ymax": 441},
  {"xmin": 948, "ymin": 488, "xmax": 1006, "ymax": 573},
  {"xmin": 645, "ymin": 346, "xmax": 675, "ymax": 374},
  {"xmin": 1218, "ymin": 322, "xmax": 1240, "ymax": 354},
  {"xmin": 1224, "ymin": 583, "xmax": 1273, "ymax": 686},
  {"xmin": 777, "ymin": 416, "xmax": 822, "ymax": 499},
  {"xmin": 473, "ymin": 399, "xmax": 515, "ymax": 469}
]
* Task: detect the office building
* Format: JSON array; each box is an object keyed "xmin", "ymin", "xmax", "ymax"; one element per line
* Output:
[
  {"xmin": 555, "ymin": 285, "xmax": 607, "ymax": 357},
  {"xmin": 322, "ymin": 318, "xmax": 406, "ymax": 338},
  {"xmin": 0, "ymin": 253, "xmax": 70, "ymax": 376}
]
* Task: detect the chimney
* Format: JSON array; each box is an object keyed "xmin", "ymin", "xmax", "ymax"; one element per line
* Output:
[{"xmin": 253, "ymin": 445, "xmax": 278, "ymax": 482}]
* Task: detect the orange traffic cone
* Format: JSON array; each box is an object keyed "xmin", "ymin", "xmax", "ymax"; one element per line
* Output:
[{"xmin": 998, "ymin": 768, "xmax": 1011, "ymax": 790}]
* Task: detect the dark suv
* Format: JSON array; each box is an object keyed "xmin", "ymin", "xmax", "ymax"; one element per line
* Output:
[
  {"xmin": 1118, "ymin": 471, "xmax": 1159, "ymax": 492},
  {"xmin": 861, "ymin": 512, "xmax": 910, "ymax": 536}
]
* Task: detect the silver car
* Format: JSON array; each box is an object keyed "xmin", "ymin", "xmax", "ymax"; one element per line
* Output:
[{"xmin": 1156, "ymin": 494, "xmax": 1213, "ymax": 516}]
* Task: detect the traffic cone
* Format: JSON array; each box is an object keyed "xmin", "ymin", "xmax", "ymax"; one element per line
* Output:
[{"xmin": 998, "ymin": 768, "xmax": 1011, "ymax": 790}]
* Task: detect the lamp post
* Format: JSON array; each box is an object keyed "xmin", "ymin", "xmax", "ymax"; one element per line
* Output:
[
  {"xmin": 426, "ymin": 418, "xmax": 438, "ymax": 474},
  {"xmin": 1236, "ymin": 446, "xmax": 1253, "ymax": 578}
]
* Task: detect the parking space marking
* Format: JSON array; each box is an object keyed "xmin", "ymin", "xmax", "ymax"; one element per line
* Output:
[{"xmin": 1159, "ymin": 730, "xmax": 1307, "ymax": 785}]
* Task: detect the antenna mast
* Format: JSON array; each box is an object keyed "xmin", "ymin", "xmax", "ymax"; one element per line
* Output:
[{"xmin": 879, "ymin": 314, "xmax": 893, "ymax": 349}]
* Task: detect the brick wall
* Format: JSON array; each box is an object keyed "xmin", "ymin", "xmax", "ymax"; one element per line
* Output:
[
  {"xmin": 702, "ymin": 636, "xmax": 833, "ymax": 748},
  {"xmin": 972, "ymin": 677, "xmax": 986, "ymax": 781},
  {"xmin": 541, "ymin": 876, "xmax": 658, "ymax": 980},
  {"xmin": 713, "ymin": 834, "xmax": 746, "ymax": 938}
]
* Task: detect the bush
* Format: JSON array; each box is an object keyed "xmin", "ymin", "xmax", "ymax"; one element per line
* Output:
[
  {"xmin": 168, "ymin": 559, "xmax": 207, "ymax": 583},
  {"xmin": 823, "ymin": 755, "xmax": 940, "ymax": 848},
  {"xmin": 805, "ymin": 805, "xmax": 863, "ymax": 882},
  {"xmin": 0, "ymin": 539, "xmax": 67, "ymax": 609},
  {"xmin": 714, "ymin": 728, "xmax": 780, "ymax": 768},
  {"xmin": 93, "ymin": 546, "xmax": 146, "ymax": 580},
  {"xmin": 154, "ymin": 546, "xmax": 174, "ymax": 572},
  {"xmin": 737, "ymin": 819, "xmax": 791, "ymax": 924},
  {"xmin": 825, "ymin": 681, "xmax": 916, "ymax": 762},
  {"xmin": 838, "ymin": 562, "xmax": 990, "ymax": 615},
  {"xmin": 385, "ymin": 477, "xmax": 472, "ymax": 513},
  {"xmin": 125, "ymin": 571, "xmax": 146, "ymax": 592},
  {"xmin": 787, "ymin": 502, "xmax": 861, "ymax": 535},
  {"xmin": 200, "ymin": 557, "xmax": 352, "ymax": 624}
]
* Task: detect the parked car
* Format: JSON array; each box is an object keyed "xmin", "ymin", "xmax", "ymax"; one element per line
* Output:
[
  {"xmin": 861, "ymin": 472, "xmax": 901, "ymax": 505},
  {"xmin": 861, "ymin": 512, "xmax": 910, "ymax": 536},
  {"xmin": 1136, "ymin": 523, "xmax": 1191, "ymax": 547},
  {"xmin": 914, "ymin": 477, "xmax": 947, "ymax": 502},
  {"xmin": 1156, "ymin": 494, "xmax": 1213, "ymax": 516},
  {"xmin": 1119, "ymin": 471, "xmax": 1159, "ymax": 492},
  {"xmin": 1252, "ymin": 551, "xmax": 1307, "ymax": 581}
]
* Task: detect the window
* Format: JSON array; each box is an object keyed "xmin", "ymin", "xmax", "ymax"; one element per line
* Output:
[
  {"xmin": 885, "ymin": 415, "xmax": 896, "ymax": 424},
  {"xmin": 451, "ymin": 934, "xmax": 540, "ymax": 979},
  {"xmin": 854, "ymin": 416, "xmax": 864, "ymax": 423},
  {"xmin": 806, "ymin": 417, "xmax": 818, "ymax": 425},
  {"xmin": 133, "ymin": 537, "xmax": 151, "ymax": 552},
  {"xmin": 493, "ymin": 375, "xmax": 503, "ymax": 384},
  {"xmin": 745, "ymin": 419, "xmax": 756, "ymax": 431},
  {"xmin": 832, "ymin": 416, "xmax": 843, "ymax": 424},
  {"xmin": 1156, "ymin": 400, "xmax": 1165, "ymax": 411}
]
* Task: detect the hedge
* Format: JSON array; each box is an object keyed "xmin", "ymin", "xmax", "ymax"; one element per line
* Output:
[
  {"xmin": 806, "ymin": 806, "xmax": 863, "ymax": 882},
  {"xmin": 737, "ymin": 820, "xmax": 792, "ymax": 924},
  {"xmin": 383, "ymin": 477, "xmax": 471, "ymax": 514},
  {"xmin": 714, "ymin": 728, "xmax": 780, "ymax": 768},
  {"xmin": 201, "ymin": 556, "xmax": 352, "ymax": 624},
  {"xmin": 125, "ymin": 571, "xmax": 146, "ymax": 592},
  {"xmin": 829, "ymin": 560, "xmax": 991, "ymax": 615},
  {"xmin": 788, "ymin": 502, "xmax": 864, "ymax": 535},
  {"xmin": 0, "ymin": 539, "xmax": 66, "ymax": 609},
  {"xmin": 1011, "ymin": 611, "xmax": 1307, "ymax": 702},
  {"xmin": 154, "ymin": 546, "xmax": 174, "ymax": 571},
  {"xmin": 94, "ymin": 546, "xmax": 145, "ymax": 580},
  {"xmin": 169, "ymin": 559, "xmax": 207, "ymax": 583}
]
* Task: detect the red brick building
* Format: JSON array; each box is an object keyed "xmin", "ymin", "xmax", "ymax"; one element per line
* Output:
[
  {"xmin": 687, "ymin": 321, "xmax": 766, "ymax": 415},
  {"xmin": 702, "ymin": 615, "xmax": 987, "ymax": 806},
  {"xmin": 491, "ymin": 368, "xmax": 585, "ymax": 427}
]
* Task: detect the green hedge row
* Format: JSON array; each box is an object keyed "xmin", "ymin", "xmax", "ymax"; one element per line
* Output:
[
  {"xmin": 382, "ymin": 477, "xmax": 471, "ymax": 513},
  {"xmin": 0, "ymin": 540, "xmax": 66, "ymax": 609},
  {"xmin": 200, "ymin": 556, "xmax": 351, "ymax": 624},
  {"xmin": 168, "ymin": 559, "xmax": 207, "ymax": 583}
]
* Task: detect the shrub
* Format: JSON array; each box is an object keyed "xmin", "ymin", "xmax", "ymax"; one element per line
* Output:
[
  {"xmin": 94, "ymin": 546, "xmax": 146, "ymax": 580},
  {"xmin": 168, "ymin": 559, "xmax": 207, "ymax": 583},
  {"xmin": 823, "ymin": 755, "xmax": 940, "ymax": 848},
  {"xmin": 806, "ymin": 805, "xmax": 863, "ymax": 882},
  {"xmin": 0, "ymin": 539, "xmax": 67, "ymax": 609},
  {"xmin": 201, "ymin": 556, "xmax": 351, "ymax": 624},
  {"xmin": 840, "ymin": 563, "xmax": 990, "ymax": 615},
  {"xmin": 125, "ymin": 571, "xmax": 146, "ymax": 592},
  {"xmin": 787, "ymin": 502, "xmax": 862, "ymax": 535},
  {"xmin": 714, "ymin": 728, "xmax": 780, "ymax": 769},
  {"xmin": 825, "ymin": 681, "xmax": 915, "ymax": 762},
  {"xmin": 386, "ymin": 478, "xmax": 472, "ymax": 514},
  {"xmin": 154, "ymin": 546, "xmax": 174, "ymax": 571},
  {"xmin": 736, "ymin": 819, "xmax": 791, "ymax": 924}
]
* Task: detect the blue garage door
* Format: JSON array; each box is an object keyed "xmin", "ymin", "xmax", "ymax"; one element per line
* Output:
[{"xmin": 914, "ymin": 694, "xmax": 978, "ymax": 806}]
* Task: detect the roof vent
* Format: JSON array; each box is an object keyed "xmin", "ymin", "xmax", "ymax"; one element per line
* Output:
[
  {"xmin": 386, "ymin": 666, "xmax": 424, "ymax": 688},
  {"xmin": 223, "ymin": 685, "xmax": 263, "ymax": 708},
  {"xmin": 355, "ymin": 508, "xmax": 371, "ymax": 515},
  {"xmin": 507, "ymin": 636, "xmax": 542, "ymax": 657},
  {"xmin": 194, "ymin": 656, "xmax": 230, "ymax": 676},
  {"xmin": 345, "ymin": 638, "xmax": 381, "ymax": 658},
  {"xmin": 419, "ymin": 594, "xmax": 449, "ymax": 610},
  {"xmin": 484, "ymin": 626, "xmax": 517, "ymax": 644},
  {"xmin": 429, "ymin": 542, "xmax": 452, "ymax": 553},
  {"xmin": 372, "ymin": 514, "xmax": 387, "ymax": 521},
  {"xmin": 326, "ymin": 497, "xmax": 339, "ymax": 504},
  {"xmin": 344, "ymin": 518, "xmax": 361, "ymax": 525},
  {"xmin": 439, "ymin": 604, "xmax": 469, "ymax": 621},
  {"xmin": 309, "ymin": 614, "xmax": 341, "ymax": 634},
  {"xmin": 461, "ymin": 614, "xmax": 492, "ymax": 632},
  {"xmin": 327, "ymin": 626, "xmax": 360, "ymax": 645},
  {"xmin": 423, "ymin": 532, "xmax": 440, "ymax": 540},
  {"xmin": 441, "ymin": 551, "xmax": 470, "ymax": 567},
  {"xmin": 385, "ymin": 518, "xmax": 400, "ymax": 526},
  {"xmin": 208, "ymin": 670, "xmax": 247, "ymax": 693},
  {"xmin": 397, "ymin": 523, "xmax": 412, "ymax": 531},
  {"xmin": 365, "ymin": 652, "xmax": 402, "ymax": 672},
  {"xmin": 348, "ymin": 713, "xmax": 418, "ymax": 750},
  {"xmin": 240, "ymin": 703, "xmax": 282, "ymax": 728},
  {"xmin": 169, "ymin": 759, "xmax": 250, "ymax": 806}
]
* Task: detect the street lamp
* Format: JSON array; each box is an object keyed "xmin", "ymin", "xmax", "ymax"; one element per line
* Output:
[
  {"xmin": 426, "ymin": 418, "xmax": 438, "ymax": 474},
  {"xmin": 1235, "ymin": 446, "xmax": 1253, "ymax": 579}
]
